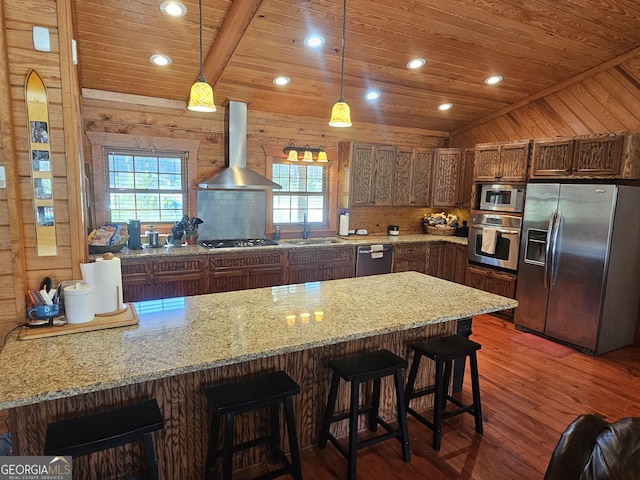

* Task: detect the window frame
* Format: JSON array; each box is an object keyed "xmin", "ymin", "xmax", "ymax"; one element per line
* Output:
[
  {"xmin": 263, "ymin": 145, "xmax": 338, "ymax": 238},
  {"xmin": 86, "ymin": 132, "xmax": 200, "ymax": 231},
  {"xmin": 105, "ymin": 147, "xmax": 188, "ymax": 224}
]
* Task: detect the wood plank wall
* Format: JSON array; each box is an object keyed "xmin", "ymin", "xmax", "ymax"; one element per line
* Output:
[
  {"xmin": 450, "ymin": 53, "xmax": 640, "ymax": 147},
  {"xmin": 81, "ymin": 93, "xmax": 449, "ymax": 234}
]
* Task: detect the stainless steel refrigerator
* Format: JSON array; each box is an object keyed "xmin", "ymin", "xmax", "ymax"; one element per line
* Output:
[{"xmin": 515, "ymin": 183, "xmax": 640, "ymax": 355}]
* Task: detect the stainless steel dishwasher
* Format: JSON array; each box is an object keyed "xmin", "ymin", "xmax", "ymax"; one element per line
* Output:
[{"xmin": 355, "ymin": 244, "xmax": 394, "ymax": 277}]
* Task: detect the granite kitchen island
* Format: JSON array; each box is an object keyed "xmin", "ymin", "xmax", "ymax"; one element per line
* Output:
[{"xmin": 0, "ymin": 272, "xmax": 517, "ymax": 479}]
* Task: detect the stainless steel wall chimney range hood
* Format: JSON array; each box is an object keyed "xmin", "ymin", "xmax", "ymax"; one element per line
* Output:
[{"xmin": 197, "ymin": 101, "xmax": 281, "ymax": 190}]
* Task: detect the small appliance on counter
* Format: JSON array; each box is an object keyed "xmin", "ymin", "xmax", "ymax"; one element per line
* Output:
[
  {"xmin": 388, "ymin": 225, "xmax": 399, "ymax": 236},
  {"xmin": 127, "ymin": 219, "xmax": 142, "ymax": 250},
  {"xmin": 455, "ymin": 221, "xmax": 469, "ymax": 237},
  {"xmin": 145, "ymin": 225, "xmax": 161, "ymax": 248}
]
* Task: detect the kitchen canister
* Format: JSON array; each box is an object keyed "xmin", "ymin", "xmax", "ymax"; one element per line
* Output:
[
  {"xmin": 63, "ymin": 282, "xmax": 95, "ymax": 324},
  {"xmin": 388, "ymin": 225, "xmax": 400, "ymax": 236}
]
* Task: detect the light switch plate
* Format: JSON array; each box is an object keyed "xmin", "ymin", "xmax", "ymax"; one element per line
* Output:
[{"xmin": 33, "ymin": 26, "xmax": 50, "ymax": 52}]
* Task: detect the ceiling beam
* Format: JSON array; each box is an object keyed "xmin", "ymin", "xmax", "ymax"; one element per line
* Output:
[{"xmin": 202, "ymin": 0, "xmax": 265, "ymax": 88}]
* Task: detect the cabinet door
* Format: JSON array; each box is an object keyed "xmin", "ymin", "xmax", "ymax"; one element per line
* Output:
[
  {"xmin": 350, "ymin": 143, "xmax": 376, "ymax": 205},
  {"xmin": 287, "ymin": 247, "xmax": 354, "ymax": 283},
  {"xmin": 153, "ymin": 256, "xmax": 206, "ymax": 299},
  {"xmin": 474, "ymin": 145, "xmax": 500, "ymax": 181},
  {"xmin": 432, "ymin": 149, "xmax": 461, "ymax": 207},
  {"xmin": 393, "ymin": 148, "xmax": 413, "ymax": 205},
  {"xmin": 440, "ymin": 243, "xmax": 458, "ymax": 282},
  {"xmin": 499, "ymin": 142, "xmax": 530, "ymax": 181},
  {"xmin": 209, "ymin": 251, "xmax": 285, "ymax": 293},
  {"xmin": 394, "ymin": 148, "xmax": 434, "ymax": 206},
  {"xmin": 530, "ymin": 138, "xmax": 575, "ymax": 177},
  {"xmin": 454, "ymin": 244, "xmax": 468, "ymax": 285},
  {"xmin": 392, "ymin": 243, "xmax": 427, "ymax": 273},
  {"xmin": 573, "ymin": 134, "xmax": 623, "ymax": 177},
  {"xmin": 426, "ymin": 242, "xmax": 444, "ymax": 277},
  {"xmin": 321, "ymin": 247, "xmax": 355, "ymax": 280},
  {"xmin": 458, "ymin": 149, "xmax": 474, "ymax": 207},
  {"xmin": 373, "ymin": 145, "xmax": 396, "ymax": 205},
  {"xmin": 411, "ymin": 149, "xmax": 435, "ymax": 205},
  {"xmin": 465, "ymin": 265, "xmax": 489, "ymax": 291},
  {"xmin": 121, "ymin": 260, "xmax": 154, "ymax": 302}
]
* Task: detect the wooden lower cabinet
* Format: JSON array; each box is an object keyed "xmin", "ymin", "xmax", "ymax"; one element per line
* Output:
[
  {"xmin": 122, "ymin": 255, "xmax": 207, "ymax": 302},
  {"xmin": 465, "ymin": 264, "xmax": 517, "ymax": 317},
  {"xmin": 287, "ymin": 246, "xmax": 355, "ymax": 284},
  {"xmin": 441, "ymin": 243, "xmax": 468, "ymax": 284},
  {"xmin": 426, "ymin": 242, "xmax": 445, "ymax": 277},
  {"xmin": 209, "ymin": 250, "xmax": 286, "ymax": 293},
  {"xmin": 393, "ymin": 243, "xmax": 428, "ymax": 273}
]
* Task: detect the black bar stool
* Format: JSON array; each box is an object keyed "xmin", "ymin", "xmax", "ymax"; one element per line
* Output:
[
  {"xmin": 404, "ymin": 334, "xmax": 483, "ymax": 451},
  {"xmin": 319, "ymin": 349, "xmax": 410, "ymax": 480},
  {"xmin": 204, "ymin": 370, "xmax": 302, "ymax": 480},
  {"xmin": 44, "ymin": 399, "xmax": 164, "ymax": 480}
]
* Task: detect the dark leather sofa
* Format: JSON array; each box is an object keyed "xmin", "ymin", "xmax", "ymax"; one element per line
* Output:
[{"xmin": 544, "ymin": 414, "xmax": 640, "ymax": 479}]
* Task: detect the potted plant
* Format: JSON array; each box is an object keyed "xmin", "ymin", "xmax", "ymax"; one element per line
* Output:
[{"xmin": 183, "ymin": 216, "xmax": 203, "ymax": 245}]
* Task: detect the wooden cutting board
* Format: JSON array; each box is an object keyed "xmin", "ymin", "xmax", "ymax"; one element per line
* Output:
[{"xmin": 18, "ymin": 304, "xmax": 139, "ymax": 340}]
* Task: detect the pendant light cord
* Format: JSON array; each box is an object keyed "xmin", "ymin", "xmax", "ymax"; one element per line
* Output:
[
  {"xmin": 338, "ymin": 0, "xmax": 346, "ymax": 101},
  {"xmin": 198, "ymin": 0, "xmax": 205, "ymax": 81}
]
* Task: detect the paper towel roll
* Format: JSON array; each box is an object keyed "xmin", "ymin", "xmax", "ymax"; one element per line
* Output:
[
  {"xmin": 339, "ymin": 213, "xmax": 349, "ymax": 236},
  {"xmin": 80, "ymin": 256, "xmax": 123, "ymax": 314}
]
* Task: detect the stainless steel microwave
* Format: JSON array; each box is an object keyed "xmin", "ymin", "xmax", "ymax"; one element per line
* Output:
[{"xmin": 478, "ymin": 184, "xmax": 525, "ymax": 213}]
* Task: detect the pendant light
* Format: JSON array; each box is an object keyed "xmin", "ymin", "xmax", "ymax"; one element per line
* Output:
[
  {"xmin": 329, "ymin": 0, "xmax": 352, "ymax": 127},
  {"xmin": 188, "ymin": 0, "xmax": 216, "ymax": 112}
]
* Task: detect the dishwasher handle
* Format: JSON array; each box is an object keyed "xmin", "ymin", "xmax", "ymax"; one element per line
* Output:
[{"xmin": 358, "ymin": 246, "xmax": 393, "ymax": 254}]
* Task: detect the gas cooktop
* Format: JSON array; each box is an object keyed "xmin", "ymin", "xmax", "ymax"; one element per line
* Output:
[{"xmin": 198, "ymin": 239, "xmax": 279, "ymax": 249}]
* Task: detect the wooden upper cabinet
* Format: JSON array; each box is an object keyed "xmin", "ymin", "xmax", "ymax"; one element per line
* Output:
[
  {"xmin": 474, "ymin": 142, "xmax": 530, "ymax": 182},
  {"xmin": 432, "ymin": 148, "xmax": 461, "ymax": 207},
  {"xmin": 373, "ymin": 145, "xmax": 396, "ymax": 205},
  {"xmin": 394, "ymin": 147, "xmax": 434, "ymax": 206},
  {"xmin": 339, "ymin": 142, "xmax": 395, "ymax": 206},
  {"xmin": 530, "ymin": 133, "xmax": 626, "ymax": 179},
  {"xmin": 458, "ymin": 149, "xmax": 475, "ymax": 208}
]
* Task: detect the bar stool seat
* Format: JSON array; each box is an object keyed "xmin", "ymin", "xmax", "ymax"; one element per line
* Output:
[
  {"xmin": 319, "ymin": 349, "xmax": 410, "ymax": 480},
  {"xmin": 404, "ymin": 334, "xmax": 483, "ymax": 451},
  {"xmin": 205, "ymin": 370, "xmax": 302, "ymax": 480},
  {"xmin": 44, "ymin": 399, "xmax": 163, "ymax": 480}
]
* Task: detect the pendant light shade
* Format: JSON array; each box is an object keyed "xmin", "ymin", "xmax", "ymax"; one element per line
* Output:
[
  {"xmin": 187, "ymin": 0, "xmax": 216, "ymax": 112},
  {"xmin": 302, "ymin": 146, "xmax": 313, "ymax": 162},
  {"xmin": 329, "ymin": 0, "xmax": 351, "ymax": 127},
  {"xmin": 287, "ymin": 146, "xmax": 299, "ymax": 161},
  {"xmin": 317, "ymin": 146, "xmax": 328, "ymax": 162}
]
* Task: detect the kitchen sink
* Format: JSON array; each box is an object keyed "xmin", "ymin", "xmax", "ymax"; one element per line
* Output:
[{"xmin": 283, "ymin": 238, "xmax": 343, "ymax": 246}]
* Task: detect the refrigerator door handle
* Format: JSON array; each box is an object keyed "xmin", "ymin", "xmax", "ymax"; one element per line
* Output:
[
  {"xmin": 550, "ymin": 209, "xmax": 562, "ymax": 289},
  {"xmin": 544, "ymin": 210, "xmax": 556, "ymax": 289}
]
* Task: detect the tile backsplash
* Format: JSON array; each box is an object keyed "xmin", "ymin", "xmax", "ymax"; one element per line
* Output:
[{"xmin": 197, "ymin": 190, "xmax": 267, "ymax": 239}]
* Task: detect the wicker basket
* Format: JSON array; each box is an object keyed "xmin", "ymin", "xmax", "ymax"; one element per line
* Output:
[{"xmin": 425, "ymin": 225, "xmax": 456, "ymax": 236}]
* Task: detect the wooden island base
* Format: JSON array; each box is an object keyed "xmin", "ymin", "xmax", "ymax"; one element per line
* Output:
[{"xmin": 10, "ymin": 321, "xmax": 456, "ymax": 479}]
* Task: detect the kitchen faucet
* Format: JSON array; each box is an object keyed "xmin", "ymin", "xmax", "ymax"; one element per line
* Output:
[{"xmin": 302, "ymin": 213, "xmax": 311, "ymax": 239}]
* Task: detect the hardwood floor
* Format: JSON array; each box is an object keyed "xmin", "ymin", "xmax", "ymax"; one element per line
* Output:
[{"xmin": 234, "ymin": 314, "xmax": 640, "ymax": 479}]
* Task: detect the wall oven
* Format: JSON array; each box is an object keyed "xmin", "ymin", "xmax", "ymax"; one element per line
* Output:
[
  {"xmin": 468, "ymin": 213, "xmax": 522, "ymax": 272},
  {"xmin": 478, "ymin": 183, "xmax": 525, "ymax": 213}
]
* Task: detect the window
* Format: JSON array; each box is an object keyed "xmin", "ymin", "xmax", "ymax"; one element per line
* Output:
[
  {"xmin": 105, "ymin": 148, "xmax": 188, "ymax": 223},
  {"xmin": 272, "ymin": 162, "xmax": 329, "ymax": 225}
]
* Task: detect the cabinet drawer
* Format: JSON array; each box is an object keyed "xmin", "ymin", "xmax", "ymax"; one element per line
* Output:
[
  {"xmin": 288, "ymin": 247, "xmax": 354, "ymax": 264},
  {"xmin": 153, "ymin": 256, "xmax": 205, "ymax": 277}
]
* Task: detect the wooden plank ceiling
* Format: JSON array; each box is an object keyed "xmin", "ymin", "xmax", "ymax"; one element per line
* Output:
[{"xmin": 73, "ymin": 0, "xmax": 640, "ymax": 133}]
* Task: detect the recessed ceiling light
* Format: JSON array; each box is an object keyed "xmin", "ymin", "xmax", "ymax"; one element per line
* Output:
[
  {"xmin": 438, "ymin": 103, "xmax": 453, "ymax": 111},
  {"xmin": 304, "ymin": 34, "xmax": 325, "ymax": 48},
  {"xmin": 149, "ymin": 54, "xmax": 172, "ymax": 66},
  {"xmin": 160, "ymin": 0, "xmax": 187, "ymax": 17},
  {"xmin": 406, "ymin": 58, "xmax": 426, "ymax": 70},
  {"xmin": 272, "ymin": 76, "xmax": 291, "ymax": 86},
  {"xmin": 484, "ymin": 75, "xmax": 503, "ymax": 85},
  {"xmin": 365, "ymin": 90, "xmax": 381, "ymax": 101}
]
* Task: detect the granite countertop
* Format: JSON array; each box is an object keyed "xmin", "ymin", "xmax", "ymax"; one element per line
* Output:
[
  {"xmin": 0, "ymin": 272, "xmax": 516, "ymax": 410},
  {"xmin": 101, "ymin": 234, "xmax": 468, "ymax": 259}
]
